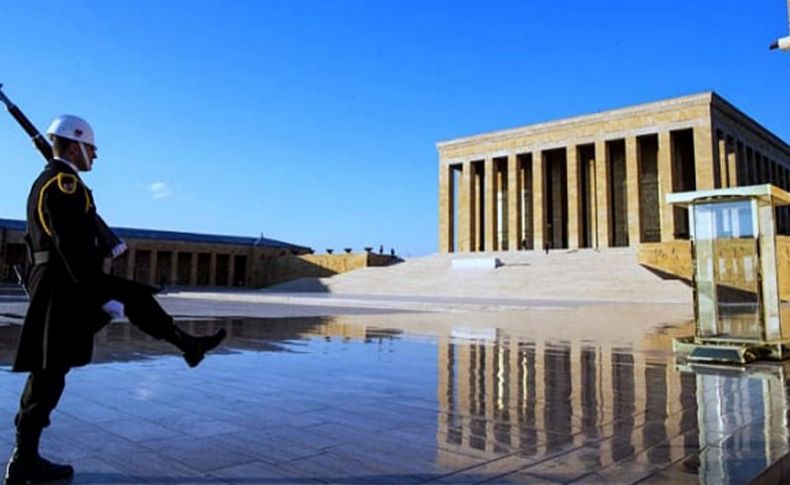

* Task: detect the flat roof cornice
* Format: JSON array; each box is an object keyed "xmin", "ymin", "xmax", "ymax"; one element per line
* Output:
[
  {"xmin": 708, "ymin": 92, "xmax": 790, "ymax": 155},
  {"xmin": 0, "ymin": 217, "xmax": 309, "ymax": 251},
  {"xmin": 436, "ymin": 92, "xmax": 715, "ymax": 150}
]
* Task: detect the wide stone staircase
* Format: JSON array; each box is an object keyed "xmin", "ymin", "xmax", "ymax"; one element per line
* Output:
[{"xmin": 269, "ymin": 248, "xmax": 692, "ymax": 304}]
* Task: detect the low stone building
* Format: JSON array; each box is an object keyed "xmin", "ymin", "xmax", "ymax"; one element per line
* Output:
[
  {"xmin": 437, "ymin": 92, "xmax": 790, "ymax": 253},
  {"xmin": 0, "ymin": 218, "xmax": 310, "ymax": 288}
]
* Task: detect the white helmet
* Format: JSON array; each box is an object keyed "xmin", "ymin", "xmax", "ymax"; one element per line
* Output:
[{"xmin": 46, "ymin": 115, "xmax": 95, "ymax": 147}]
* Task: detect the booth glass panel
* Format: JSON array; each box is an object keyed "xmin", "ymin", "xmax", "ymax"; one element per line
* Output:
[
  {"xmin": 693, "ymin": 201, "xmax": 760, "ymax": 340},
  {"xmin": 758, "ymin": 199, "xmax": 782, "ymax": 341}
]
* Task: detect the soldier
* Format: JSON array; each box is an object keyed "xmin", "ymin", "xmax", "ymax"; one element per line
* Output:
[{"xmin": 4, "ymin": 115, "xmax": 226, "ymax": 484}]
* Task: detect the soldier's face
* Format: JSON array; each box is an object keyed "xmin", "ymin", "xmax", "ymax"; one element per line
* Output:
[{"xmin": 73, "ymin": 143, "xmax": 97, "ymax": 172}]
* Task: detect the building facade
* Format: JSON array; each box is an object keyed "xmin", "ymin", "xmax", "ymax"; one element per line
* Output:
[
  {"xmin": 0, "ymin": 218, "xmax": 310, "ymax": 288},
  {"xmin": 437, "ymin": 92, "xmax": 790, "ymax": 253}
]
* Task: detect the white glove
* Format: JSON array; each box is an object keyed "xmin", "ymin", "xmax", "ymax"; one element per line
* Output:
[
  {"xmin": 102, "ymin": 300, "xmax": 125, "ymax": 319},
  {"xmin": 111, "ymin": 240, "xmax": 128, "ymax": 258}
]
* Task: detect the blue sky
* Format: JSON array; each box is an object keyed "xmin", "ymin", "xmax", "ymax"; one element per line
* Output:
[{"xmin": 1, "ymin": 1, "xmax": 788, "ymax": 256}]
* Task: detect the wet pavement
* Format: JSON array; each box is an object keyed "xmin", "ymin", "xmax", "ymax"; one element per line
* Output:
[{"xmin": 0, "ymin": 314, "xmax": 789, "ymax": 484}]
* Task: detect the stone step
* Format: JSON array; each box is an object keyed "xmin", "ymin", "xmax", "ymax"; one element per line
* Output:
[{"xmin": 268, "ymin": 250, "xmax": 691, "ymax": 304}]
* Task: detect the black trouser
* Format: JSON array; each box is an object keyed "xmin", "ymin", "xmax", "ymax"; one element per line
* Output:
[
  {"xmin": 102, "ymin": 275, "xmax": 173, "ymax": 340},
  {"xmin": 14, "ymin": 367, "xmax": 69, "ymax": 434}
]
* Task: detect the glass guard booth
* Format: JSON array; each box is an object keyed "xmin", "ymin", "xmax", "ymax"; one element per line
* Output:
[{"xmin": 668, "ymin": 184, "xmax": 790, "ymax": 364}]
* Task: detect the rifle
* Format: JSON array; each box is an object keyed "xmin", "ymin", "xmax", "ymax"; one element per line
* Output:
[{"xmin": 0, "ymin": 83, "xmax": 126, "ymax": 259}]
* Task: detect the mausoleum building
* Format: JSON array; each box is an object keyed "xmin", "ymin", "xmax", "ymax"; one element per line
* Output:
[{"xmin": 437, "ymin": 92, "xmax": 790, "ymax": 253}]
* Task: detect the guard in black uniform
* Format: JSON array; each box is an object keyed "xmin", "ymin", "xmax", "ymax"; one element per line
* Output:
[{"xmin": 4, "ymin": 115, "xmax": 226, "ymax": 485}]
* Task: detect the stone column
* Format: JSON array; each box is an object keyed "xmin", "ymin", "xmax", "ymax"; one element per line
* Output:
[
  {"xmin": 474, "ymin": 166, "xmax": 484, "ymax": 251},
  {"xmin": 533, "ymin": 151, "xmax": 545, "ymax": 251},
  {"xmin": 484, "ymin": 158, "xmax": 497, "ymax": 251},
  {"xmin": 507, "ymin": 154, "xmax": 522, "ymax": 250},
  {"xmin": 717, "ymin": 133, "xmax": 728, "ymax": 187},
  {"xmin": 170, "ymin": 252, "xmax": 178, "ymax": 285},
  {"xmin": 149, "ymin": 250, "xmax": 158, "ymax": 286},
  {"xmin": 126, "ymin": 248, "xmax": 136, "ymax": 281},
  {"xmin": 497, "ymin": 167, "xmax": 507, "ymax": 250},
  {"xmin": 625, "ymin": 137, "xmax": 641, "ymax": 246},
  {"xmin": 694, "ymin": 125, "xmax": 716, "ymax": 190},
  {"xmin": 438, "ymin": 162, "xmax": 451, "ymax": 253},
  {"xmin": 567, "ymin": 146, "xmax": 581, "ymax": 249},
  {"xmin": 754, "ymin": 152, "xmax": 763, "ymax": 183},
  {"xmin": 771, "ymin": 160, "xmax": 778, "ymax": 185},
  {"xmin": 586, "ymin": 154, "xmax": 596, "ymax": 248},
  {"xmin": 189, "ymin": 252, "xmax": 198, "ymax": 286},
  {"xmin": 727, "ymin": 137, "xmax": 738, "ymax": 187},
  {"xmin": 209, "ymin": 253, "xmax": 217, "ymax": 286},
  {"xmin": 759, "ymin": 152, "xmax": 767, "ymax": 184},
  {"xmin": 743, "ymin": 148, "xmax": 751, "ymax": 185},
  {"xmin": 594, "ymin": 140, "xmax": 609, "ymax": 248},
  {"xmin": 459, "ymin": 161, "xmax": 473, "ymax": 252},
  {"xmin": 657, "ymin": 131, "xmax": 675, "ymax": 242}
]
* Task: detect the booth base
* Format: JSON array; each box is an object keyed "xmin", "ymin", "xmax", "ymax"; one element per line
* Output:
[{"xmin": 674, "ymin": 336, "xmax": 790, "ymax": 364}]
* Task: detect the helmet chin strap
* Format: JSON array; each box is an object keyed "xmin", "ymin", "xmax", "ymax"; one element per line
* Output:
[{"xmin": 78, "ymin": 142, "xmax": 93, "ymax": 170}]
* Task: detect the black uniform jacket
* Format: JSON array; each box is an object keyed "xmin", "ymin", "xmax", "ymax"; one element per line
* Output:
[{"xmin": 13, "ymin": 160, "xmax": 111, "ymax": 372}]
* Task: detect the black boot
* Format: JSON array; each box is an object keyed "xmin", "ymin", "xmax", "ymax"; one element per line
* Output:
[
  {"xmin": 4, "ymin": 430, "xmax": 73, "ymax": 484},
  {"xmin": 167, "ymin": 326, "xmax": 227, "ymax": 368}
]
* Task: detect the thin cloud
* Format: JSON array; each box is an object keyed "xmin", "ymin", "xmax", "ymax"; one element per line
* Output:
[{"xmin": 147, "ymin": 181, "xmax": 173, "ymax": 199}]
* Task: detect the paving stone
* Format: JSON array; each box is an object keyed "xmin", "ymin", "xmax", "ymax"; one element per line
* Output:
[
  {"xmin": 150, "ymin": 412, "xmax": 244, "ymax": 438},
  {"xmin": 142, "ymin": 434, "xmax": 258, "ymax": 473},
  {"xmin": 211, "ymin": 430, "xmax": 326, "ymax": 465},
  {"xmin": 98, "ymin": 450, "xmax": 209, "ymax": 483},
  {"xmin": 209, "ymin": 459, "xmax": 322, "ymax": 484},
  {"xmin": 95, "ymin": 418, "xmax": 183, "ymax": 443}
]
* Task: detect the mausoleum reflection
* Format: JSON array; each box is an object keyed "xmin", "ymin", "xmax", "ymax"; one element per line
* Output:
[{"xmin": 437, "ymin": 328, "xmax": 790, "ymax": 481}]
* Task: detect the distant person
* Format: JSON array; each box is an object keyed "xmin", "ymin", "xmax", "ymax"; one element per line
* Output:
[
  {"xmin": 4, "ymin": 115, "xmax": 226, "ymax": 484},
  {"xmin": 379, "ymin": 244, "xmax": 383, "ymax": 254}
]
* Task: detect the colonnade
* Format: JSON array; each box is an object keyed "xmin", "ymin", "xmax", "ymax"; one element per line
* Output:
[
  {"xmin": 110, "ymin": 247, "xmax": 249, "ymax": 287},
  {"xmin": 439, "ymin": 102, "xmax": 790, "ymax": 254}
]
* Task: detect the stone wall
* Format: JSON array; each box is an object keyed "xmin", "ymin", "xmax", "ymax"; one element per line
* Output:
[
  {"xmin": 638, "ymin": 237, "xmax": 790, "ymax": 300},
  {"xmin": 259, "ymin": 253, "xmax": 399, "ymax": 288},
  {"xmin": 638, "ymin": 240, "xmax": 693, "ymax": 281}
]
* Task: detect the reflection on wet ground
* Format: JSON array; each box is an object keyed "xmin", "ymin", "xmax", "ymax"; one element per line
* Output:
[{"xmin": 0, "ymin": 317, "xmax": 788, "ymax": 483}]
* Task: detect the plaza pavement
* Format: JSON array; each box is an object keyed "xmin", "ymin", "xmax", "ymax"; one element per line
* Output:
[{"xmin": 0, "ymin": 252, "xmax": 787, "ymax": 484}]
